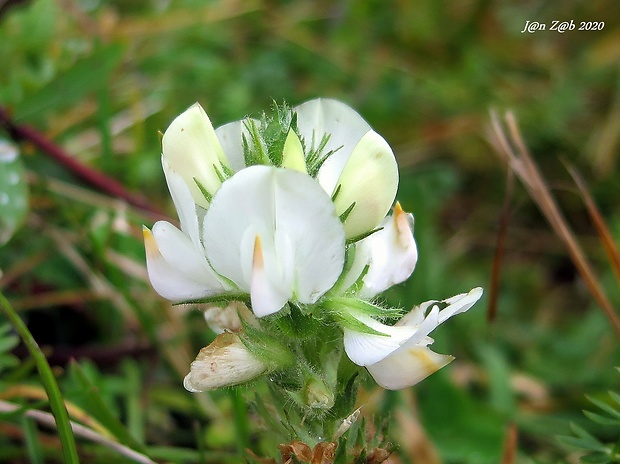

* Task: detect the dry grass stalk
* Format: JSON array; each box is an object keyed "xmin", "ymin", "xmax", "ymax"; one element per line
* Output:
[
  {"xmin": 564, "ymin": 163, "xmax": 620, "ymax": 285},
  {"xmin": 488, "ymin": 110, "xmax": 620, "ymax": 339},
  {"xmin": 500, "ymin": 423, "xmax": 518, "ymax": 464}
]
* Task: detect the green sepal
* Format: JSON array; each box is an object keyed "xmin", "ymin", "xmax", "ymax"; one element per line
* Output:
[
  {"xmin": 325, "ymin": 297, "xmax": 402, "ymax": 319},
  {"xmin": 239, "ymin": 319, "xmax": 295, "ymax": 370},
  {"xmin": 331, "ymin": 183, "xmax": 342, "ymax": 202},
  {"xmin": 328, "ymin": 371, "xmax": 359, "ymax": 421},
  {"xmin": 339, "ymin": 202, "xmax": 356, "ymax": 223},
  {"xmin": 193, "ymin": 177, "xmax": 213, "ymax": 204},
  {"xmin": 327, "ymin": 309, "xmax": 386, "ymax": 336},
  {"xmin": 173, "ymin": 292, "xmax": 249, "ymax": 306},
  {"xmin": 268, "ymin": 366, "xmax": 303, "ymax": 392},
  {"xmin": 274, "ymin": 304, "xmax": 322, "ymax": 339},
  {"xmin": 346, "ymin": 226, "xmax": 384, "ymax": 245}
]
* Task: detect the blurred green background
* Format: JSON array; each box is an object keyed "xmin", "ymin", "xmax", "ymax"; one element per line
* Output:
[{"xmin": 1, "ymin": 0, "xmax": 620, "ymax": 462}]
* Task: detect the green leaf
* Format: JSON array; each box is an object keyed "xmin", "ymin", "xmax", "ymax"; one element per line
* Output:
[
  {"xmin": 587, "ymin": 395, "xmax": 620, "ymax": 421},
  {"xmin": 0, "ymin": 142, "xmax": 29, "ymax": 246},
  {"xmin": 0, "ymin": 292, "xmax": 79, "ymax": 464},
  {"xmin": 14, "ymin": 43, "xmax": 124, "ymax": 121},
  {"xmin": 557, "ymin": 434, "xmax": 607, "ymax": 453},
  {"xmin": 609, "ymin": 390, "xmax": 620, "ymax": 408},
  {"xmin": 21, "ymin": 415, "xmax": 44, "ymax": 464},
  {"xmin": 584, "ymin": 410, "xmax": 620, "ymax": 427}
]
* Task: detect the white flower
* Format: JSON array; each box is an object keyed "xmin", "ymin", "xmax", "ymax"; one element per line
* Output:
[
  {"xmin": 145, "ymin": 165, "xmax": 345, "ymax": 317},
  {"xmin": 146, "ymin": 98, "xmax": 400, "ymax": 314},
  {"xmin": 343, "ymin": 287, "xmax": 483, "ymax": 390},
  {"xmin": 183, "ymin": 332, "xmax": 267, "ymax": 392}
]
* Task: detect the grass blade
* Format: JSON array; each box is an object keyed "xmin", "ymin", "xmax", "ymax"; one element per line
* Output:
[
  {"xmin": 0, "ymin": 292, "xmax": 79, "ymax": 464},
  {"xmin": 70, "ymin": 360, "xmax": 147, "ymax": 453}
]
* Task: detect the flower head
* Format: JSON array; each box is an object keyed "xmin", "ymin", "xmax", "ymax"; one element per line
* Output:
[{"xmin": 144, "ymin": 99, "xmax": 481, "ymax": 396}]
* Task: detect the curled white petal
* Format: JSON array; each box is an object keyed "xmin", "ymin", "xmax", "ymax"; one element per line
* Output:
[
  {"xmin": 342, "ymin": 202, "xmax": 417, "ymax": 298},
  {"xmin": 161, "ymin": 162, "xmax": 202, "ymax": 248},
  {"xmin": 183, "ymin": 333, "xmax": 267, "ymax": 392},
  {"xmin": 343, "ymin": 313, "xmax": 418, "ymax": 366},
  {"xmin": 203, "ymin": 165, "xmax": 345, "ymax": 317},
  {"xmin": 162, "ymin": 103, "xmax": 230, "ymax": 208},
  {"xmin": 333, "ymin": 130, "xmax": 398, "ymax": 238},
  {"xmin": 143, "ymin": 225, "xmax": 224, "ymax": 302}
]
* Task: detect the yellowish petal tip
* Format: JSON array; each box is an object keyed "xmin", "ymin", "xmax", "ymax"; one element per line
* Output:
[
  {"xmin": 142, "ymin": 227, "xmax": 159, "ymax": 259},
  {"xmin": 392, "ymin": 201, "xmax": 411, "ymax": 244},
  {"xmin": 393, "ymin": 201, "xmax": 404, "ymax": 215},
  {"xmin": 253, "ymin": 235, "xmax": 264, "ymax": 269}
]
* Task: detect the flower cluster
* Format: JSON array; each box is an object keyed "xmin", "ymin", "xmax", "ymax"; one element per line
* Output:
[{"xmin": 144, "ymin": 99, "xmax": 482, "ymax": 400}]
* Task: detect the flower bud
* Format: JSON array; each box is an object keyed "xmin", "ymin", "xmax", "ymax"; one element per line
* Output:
[
  {"xmin": 162, "ymin": 103, "xmax": 230, "ymax": 208},
  {"xmin": 184, "ymin": 332, "xmax": 267, "ymax": 392},
  {"xmin": 333, "ymin": 130, "xmax": 398, "ymax": 239}
]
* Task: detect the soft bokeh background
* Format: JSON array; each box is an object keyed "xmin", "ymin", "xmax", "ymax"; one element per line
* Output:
[{"xmin": 1, "ymin": 0, "xmax": 620, "ymax": 462}]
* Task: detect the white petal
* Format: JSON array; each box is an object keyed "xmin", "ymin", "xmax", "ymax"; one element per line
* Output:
[
  {"xmin": 215, "ymin": 119, "xmax": 259, "ymax": 173},
  {"xmin": 202, "ymin": 301, "xmax": 252, "ymax": 334},
  {"xmin": 355, "ymin": 203, "xmax": 417, "ymax": 298},
  {"xmin": 281, "ymin": 130, "xmax": 307, "ymax": 173},
  {"xmin": 334, "ymin": 130, "xmax": 398, "ymax": 238},
  {"xmin": 162, "ymin": 103, "xmax": 230, "ymax": 208},
  {"xmin": 367, "ymin": 346, "xmax": 453, "ymax": 390},
  {"xmin": 203, "ymin": 166, "xmax": 345, "ymax": 316},
  {"xmin": 294, "ymin": 98, "xmax": 370, "ymax": 194},
  {"xmin": 183, "ymin": 333, "xmax": 267, "ymax": 392},
  {"xmin": 438, "ymin": 287, "xmax": 484, "ymax": 324},
  {"xmin": 162, "ymin": 161, "xmax": 201, "ymax": 248},
  {"xmin": 250, "ymin": 235, "xmax": 290, "ymax": 317},
  {"xmin": 271, "ymin": 166, "xmax": 345, "ymax": 303},
  {"xmin": 343, "ymin": 313, "xmax": 417, "ymax": 367},
  {"xmin": 143, "ymin": 225, "xmax": 223, "ymax": 302},
  {"xmin": 395, "ymin": 301, "xmax": 434, "ymax": 327}
]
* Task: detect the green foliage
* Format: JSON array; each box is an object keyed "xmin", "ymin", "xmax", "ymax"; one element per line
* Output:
[{"xmin": 558, "ymin": 381, "xmax": 620, "ymax": 463}]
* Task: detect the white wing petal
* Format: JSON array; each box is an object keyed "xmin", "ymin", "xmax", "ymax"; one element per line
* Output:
[
  {"xmin": 355, "ymin": 203, "xmax": 417, "ymax": 298},
  {"xmin": 143, "ymin": 225, "xmax": 223, "ymax": 301}
]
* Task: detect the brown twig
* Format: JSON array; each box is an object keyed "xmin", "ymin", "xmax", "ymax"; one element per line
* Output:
[
  {"xmin": 489, "ymin": 110, "xmax": 620, "ymax": 340},
  {"xmin": 0, "ymin": 106, "xmax": 166, "ymax": 220}
]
